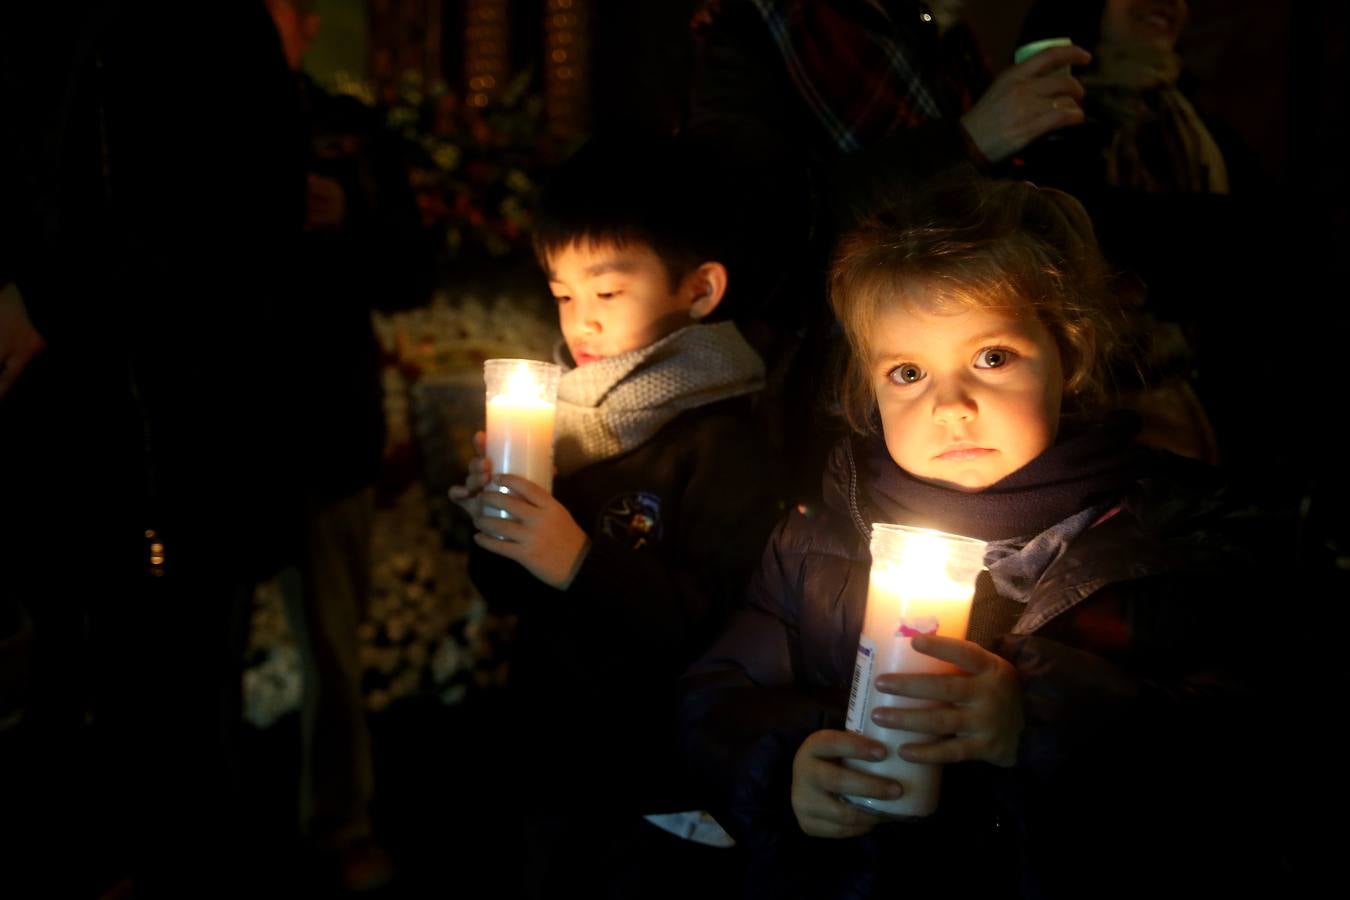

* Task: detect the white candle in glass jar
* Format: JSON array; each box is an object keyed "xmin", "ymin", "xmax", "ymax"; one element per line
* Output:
[
  {"xmin": 483, "ymin": 359, "xmax": 560, "ymax": 517},
  {"xmin": 843, "ymin": 524, "xmax": 987, "ymax": 818}
]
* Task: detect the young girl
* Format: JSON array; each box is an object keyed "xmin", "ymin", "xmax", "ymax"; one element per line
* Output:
[{"xmin": 679, "ymin": 176, "xmax": 1278, "ymax": 899}]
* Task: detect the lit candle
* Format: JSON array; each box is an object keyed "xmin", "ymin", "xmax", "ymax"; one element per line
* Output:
[
  {"xmin": 483, "ymin": 358, "xmax": 560, "ymax": 518},
  {"xmin": 843, "ymin": 524, "xmax": 988, "ymax": 818}
]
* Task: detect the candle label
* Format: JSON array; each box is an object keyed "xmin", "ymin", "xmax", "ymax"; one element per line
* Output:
[
  {"xmin": 845, "ymin": 637, "xmax": 877, "ymax": 735},
  {"xmin": 897, "ymin": 615, "xmax": 940, "ymax": 638}
]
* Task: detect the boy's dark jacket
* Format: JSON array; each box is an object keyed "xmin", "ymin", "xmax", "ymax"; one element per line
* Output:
[
  {"xmin": 680, "ymin": 432, "xmax": 1285, "ymax": 899},
  {"xmin": 469, "ymin": 393, "xmax": 778, "ymax": 814}
]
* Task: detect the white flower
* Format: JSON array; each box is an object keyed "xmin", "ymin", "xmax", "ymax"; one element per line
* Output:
[
  {"xmin": 431, "ymin": 637, "xmax": 465, "ymax": 684},
  {"xmin": 242, "ymin": 644, "xmax": 302, "ymax": 728}
]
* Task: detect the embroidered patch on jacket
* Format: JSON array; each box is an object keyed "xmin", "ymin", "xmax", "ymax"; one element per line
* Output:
[{"xmin": 597, "ymin": 491, "xmax": 663, "ymax": 550}]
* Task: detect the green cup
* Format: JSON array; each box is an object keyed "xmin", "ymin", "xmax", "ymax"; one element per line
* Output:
[{"xmin": 1014, "ymin": 36, "xmax": 1073, "ymax": 66}]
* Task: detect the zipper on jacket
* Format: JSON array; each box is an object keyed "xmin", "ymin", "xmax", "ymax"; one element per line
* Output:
[{"xmin": 843, "ymin": 438, "xmax": 873, "ymax": 542}]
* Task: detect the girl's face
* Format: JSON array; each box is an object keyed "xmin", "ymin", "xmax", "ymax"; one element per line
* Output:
[
  {"xmin": 1101, "ymin": 0, "xmax": 1189, "ymax": 53},
  {"xmin": 869, "ymin": 294, "xmax": 1064, "ymax": 492}
]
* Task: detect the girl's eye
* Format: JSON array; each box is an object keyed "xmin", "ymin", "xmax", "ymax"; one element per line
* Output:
[
  {"xmin": 596, "ymin": 291, "xmax": 620, "ymax": 300},
  {"xmin": 888, "ymin": 363, "xmax": 925, "ymax": 385},
  {"xmin": 553, "ymin": 294, "xmax": 571, "ymax": 304},
  {"xmin": 974, "ymin": 348, "xmax": 1013, "ymax": 369}
]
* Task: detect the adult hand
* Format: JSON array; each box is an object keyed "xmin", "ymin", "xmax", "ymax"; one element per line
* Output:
[
  {"xmin": 0, "ymin": 282, "xmax": 45, "ymax": 400},
  {"xmin": 871, "ymin": 635, "xmax": 1024, "ymax": 768},
  {"xmin": 305, "ymin": 173, "xmax": 347, "ymax": 230},
  {"xmin": 471, "ymin": 473, "xmax": 590, "ymax": 590},
  {"xmin": 960, "ymin": 44, "xmax": 1093, "ymax": 163},
  {"xmin": 791, "ymin": 729, "xmax": 898, "ymax": 839}
]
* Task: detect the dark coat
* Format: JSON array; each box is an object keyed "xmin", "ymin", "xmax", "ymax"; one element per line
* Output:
[
  {"xmin": 1, "ymin": 0, "xmax": 309, "ymax": 579},
  {"xmin": 680, "ymin": 435, "xmax": 1285, "ymax": 899},
  {"xmin": 469, "ymin": 394, "xmax": 781, "ymax": 814}
]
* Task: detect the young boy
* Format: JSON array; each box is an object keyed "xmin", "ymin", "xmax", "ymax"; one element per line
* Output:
[{"xmin": 451, "ymin": 135, "xmax": 776, "ymax": 895}]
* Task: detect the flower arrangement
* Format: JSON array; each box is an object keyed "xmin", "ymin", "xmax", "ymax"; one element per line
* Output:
[
  {"xmin": 360, "ymin": 484, "xmax": 514, "ymax": 712},
  {"xmin": 242, "ymin": 484, "xmax": 518, "ymax": 726},
  {"xmin": 374, "ymin": 292, "xmax": 559, "ymax": 503},
  {"xmin": 332, "ymin": 68, "xmax": 560, "ymax": 268},
  {"xmin": 238, "ymin": 62, "xmax": 569, "ymax": 727},
  {"xmin": 242, "ymin": 291, "xmax": 557, "ymax": 726},
  {"xmin": 243, "ymin": 578, "xmax": 304, "ymax": 729}
]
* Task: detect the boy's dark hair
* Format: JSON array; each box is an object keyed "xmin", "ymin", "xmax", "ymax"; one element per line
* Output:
[
  {"xmin": 830, "ymin": 173, "xmax": 1140, "ymax": 434},
  {"xmin": 533, "ymin": 134, "xmax": 735, "ymax": 312}
]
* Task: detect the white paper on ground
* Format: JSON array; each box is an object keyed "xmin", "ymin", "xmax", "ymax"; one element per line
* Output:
[{"xmin": 643, "ymin": 810, "xmax": 736, "ymax": 848}]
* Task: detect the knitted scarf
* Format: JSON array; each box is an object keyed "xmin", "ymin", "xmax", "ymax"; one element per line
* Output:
[
  {"xmin": 553, "ymin": 322, "xmax": 765, "ymax": 476},
  {"xmin": 1085, "ymin": 44, "xmax": 1229, "ymax": 194}
]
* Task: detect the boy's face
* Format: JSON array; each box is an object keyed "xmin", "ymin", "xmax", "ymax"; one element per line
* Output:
[
  {"xmin": 547, "ymin": 241, "xmax": 696, "ymax": 366},
  {"xmin": 869, "ymin": 293, "xmax": 1064, "ymax": 492}
]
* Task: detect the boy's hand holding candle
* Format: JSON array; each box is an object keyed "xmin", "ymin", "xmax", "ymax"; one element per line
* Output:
[
  {"xmin": 471, "ymin": 474, "xmax": 590, "ymax": 590},
  {"xmin": 449, "ymin": 431, "xmax": 493, "ymax": 519},
  {"xmin": 872, "ymin": 635, "xmax": 1025, "ymax": 768},
  {"xmin": 451, "ymin": 431, "xmax": 589, "ymax": 590}
]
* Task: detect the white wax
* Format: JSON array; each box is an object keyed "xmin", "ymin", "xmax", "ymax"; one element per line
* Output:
[{"xmin": 485, "ymin": 393, "xmax": 556, "ymax": 515}]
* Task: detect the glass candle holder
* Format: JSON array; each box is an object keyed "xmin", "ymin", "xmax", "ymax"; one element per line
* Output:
[
  {"xmin": 482, "ymin": 359, "xmax": 560, "ymax": 518},
  {"xmin": 843, "ymin": 523, "xmax": 988, "ymax": 818}
]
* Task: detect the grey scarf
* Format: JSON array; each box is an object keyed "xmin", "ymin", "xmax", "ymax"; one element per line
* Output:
[{"xmin": 553, "ymin": 322, "xmax": 765, "ymax": 476}]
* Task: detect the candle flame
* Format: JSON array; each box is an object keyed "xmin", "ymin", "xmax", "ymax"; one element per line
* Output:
[
  {"xmin": 872, "ymin": 529, "xmax": 971, "ymax": 601},
  {"xmin": 504, "ymin": 362, "xmax": 547, "ymax": 401}
]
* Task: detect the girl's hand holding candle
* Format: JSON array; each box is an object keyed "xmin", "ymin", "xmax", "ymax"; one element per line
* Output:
[
  {"xmin": 788, "ymin": 634, "xmax": 1026, "ymax": 839},
  {"xmin": 790, "ymin": 730, "xmax": 897, "ymax": 839},
  {"xmin": 871, "ymin": 634, "xmax": 1024, "ymax": 768}
]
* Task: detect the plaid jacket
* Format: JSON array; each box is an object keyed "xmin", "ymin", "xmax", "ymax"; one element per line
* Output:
[{"xmin": 722, "ymin": 0, "xmax": 989, "ymax": 153}]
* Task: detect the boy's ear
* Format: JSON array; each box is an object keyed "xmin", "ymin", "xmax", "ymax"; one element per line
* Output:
[{"xmin": 686, "ymin": 261, "xmax": 729, "ymax": 321}]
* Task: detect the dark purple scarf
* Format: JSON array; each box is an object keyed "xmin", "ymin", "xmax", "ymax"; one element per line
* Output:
[{"xmin": 860, "ymin": 412, "xmax": 1145, "ymax": 543}]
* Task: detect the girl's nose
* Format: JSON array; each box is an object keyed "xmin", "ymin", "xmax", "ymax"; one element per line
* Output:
[
  {"xmin": 932, "ymin": 387, "xmax": 976, "ymax": 425},
  {"xmin": 579, "ymin": 318, "xmax": 601, "ymax": 336}
]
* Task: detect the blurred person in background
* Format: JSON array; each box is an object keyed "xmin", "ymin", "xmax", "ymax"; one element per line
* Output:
[
  {"xmin": 2, "ymin": 1, "xmax": 307, "ymax": 894},
  {"xmin": 265, "ymin": 0, "xmax": 434, "ymax": 892}
]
